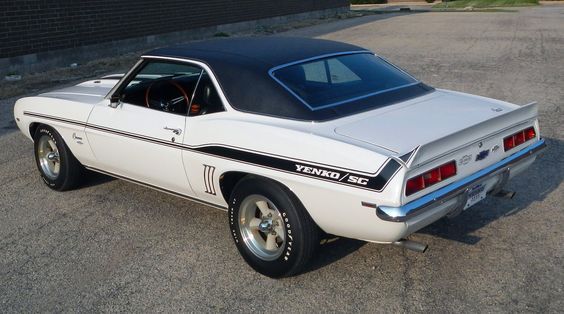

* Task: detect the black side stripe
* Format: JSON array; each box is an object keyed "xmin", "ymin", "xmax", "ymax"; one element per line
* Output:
[
  {"xmin": 24, "ymin": 112, "xmax": 86, "ymax": 127},
  {"xmin": 399, "ymin": 146, "xmax": 419, "ymax": 164},
  {"xmin": 24, "ymin": 111, "xmax": 401, "ymax": 192},
  {"xmin": 196, "ymin": 146, "xmax": 399, "ymax": 191}
]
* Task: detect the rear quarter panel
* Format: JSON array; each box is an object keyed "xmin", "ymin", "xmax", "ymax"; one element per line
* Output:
[{"xmin": 180, "ymin": 113, "xmax": 409, "ymax": 241}]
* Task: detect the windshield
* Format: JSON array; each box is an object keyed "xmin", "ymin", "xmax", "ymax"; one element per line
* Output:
[{"xmin": 271, "ymin": 53, "xmax": 419, "ymax": 111}]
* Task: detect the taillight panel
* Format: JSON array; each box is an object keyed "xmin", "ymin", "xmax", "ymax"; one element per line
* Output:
[
  {"xmin": 406, "ymin": 161, "xmax": 457, "ymax": 196},
  {"xmin": 504, "ymin": 127, "xmax": 536, "ymax": 152},
  {"xmin": 404, "ymin": 126, "xmax": 536, "ymax": 197}
]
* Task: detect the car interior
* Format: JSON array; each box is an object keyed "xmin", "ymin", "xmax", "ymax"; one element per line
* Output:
[{"xmin": 120, "ymin": 61, "xmax": 224, "ymax": 116}]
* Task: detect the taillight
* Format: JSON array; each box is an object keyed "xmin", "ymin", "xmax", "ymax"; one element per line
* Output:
[
  {"xmin": 504, "ymin": 127, "xmax": 536, "ymax": 151},
  {"xmin": 525, "ymin": 127, "xmax": 536, "ymax": 140},
  {"xmin": 406, "ymin": 161, "xmax": 457, "ymax": 196}
]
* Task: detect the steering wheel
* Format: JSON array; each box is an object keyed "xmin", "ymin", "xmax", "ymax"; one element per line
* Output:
[{"xmin": 145, "ymin": 80, "xmax": 190, "ymax": 113}]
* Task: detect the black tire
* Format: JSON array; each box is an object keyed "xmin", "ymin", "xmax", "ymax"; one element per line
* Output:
[
  {"xmin": 228, "ymin": 176, "xmax": 319, "ymax": 278},
  {"xmin": 33, "ymin": 125, "xmax": 83, "ymax": 191}
]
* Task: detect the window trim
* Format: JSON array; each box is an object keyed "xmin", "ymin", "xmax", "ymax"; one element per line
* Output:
[
  {"xmin": 188, "ymin": 70, "xmax": 204, "ymax": 115},
  {"xmin": 120, "ymin": 60, "xmax": 204, "ymax": 116},
  {"xmin": 106, "ymin": 56, "xmax": 230, "ymax": 116},
  {"xmin": 268, "ymin": 51, "xmax": 421, "ymax": 111}
]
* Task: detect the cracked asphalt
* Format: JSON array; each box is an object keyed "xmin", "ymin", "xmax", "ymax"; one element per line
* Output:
[{"xmin": 1, "ymin": 5, "xmax": 563, "ymax": 313}]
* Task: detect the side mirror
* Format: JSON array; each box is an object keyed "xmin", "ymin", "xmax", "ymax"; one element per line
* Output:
[{"xmin": 109, "ymin": 94, "xmax": 121, "ymax": 108}]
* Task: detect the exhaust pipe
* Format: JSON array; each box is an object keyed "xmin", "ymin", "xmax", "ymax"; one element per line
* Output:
[
  {"xmin": 393, "ymin": 239, "xmax": 428, "ymax": 253},
  {"xmin": 493, "ymin": 189, "xmax": 516, "ymax": 199}
]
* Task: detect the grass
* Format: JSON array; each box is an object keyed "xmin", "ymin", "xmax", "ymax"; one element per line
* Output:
[{"xmin": 433, "ymin": 0, "xmax": 539, "ymax": 9}]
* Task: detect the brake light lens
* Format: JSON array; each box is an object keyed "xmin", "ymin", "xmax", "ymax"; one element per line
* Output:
[
  {"xmin": 406, "ymin": 161, "xmax": 457, "ymax": 196},
  {"xmin": 525, "ymin": 127, "xmax": 536, "ymax": 140},
  {"xmin": 504, "ymin": 127, "xmax": 536, "ymax": 151}
]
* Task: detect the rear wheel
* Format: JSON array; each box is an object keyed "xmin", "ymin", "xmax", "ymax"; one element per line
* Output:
[
  {"xmin": 34, "ymin": 125, "xmax": 83, "ymax": 191},
  {"xmin": 228, "ymin": 177, "xmax": 319, "ymax": 278}
]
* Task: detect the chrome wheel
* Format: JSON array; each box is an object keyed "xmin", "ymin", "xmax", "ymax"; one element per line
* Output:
[
  {"xmin": 238, "ymin": 195, "xmax": 286, "ymax": 261},
  {"xmin": 37, "ymin": 135, "xmax": 60, "ymax": 180}
]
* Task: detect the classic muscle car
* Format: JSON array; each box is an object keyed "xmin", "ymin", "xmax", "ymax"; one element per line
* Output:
[{"xmin": 13, "ymin": 37, "xmax": 546, "ymax": 277}]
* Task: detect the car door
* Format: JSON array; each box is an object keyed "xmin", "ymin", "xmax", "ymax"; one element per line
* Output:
[
  {"xmin": 86, "ymin": 59, "xmax": 203, "ymax": 196},
  {"xmin": 180, "ymin": 71, "xmax": 227, "ymax": 203}
]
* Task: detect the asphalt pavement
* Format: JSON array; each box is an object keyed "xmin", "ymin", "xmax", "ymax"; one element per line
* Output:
[{"xmin": 1, "ymin": 5, "xmax": 563, "ymax": 313}]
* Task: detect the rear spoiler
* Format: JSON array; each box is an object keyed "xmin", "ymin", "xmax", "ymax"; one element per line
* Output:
[{"xmin": 407, "ymin": 102, "xmax": 539, "ymax": 169}]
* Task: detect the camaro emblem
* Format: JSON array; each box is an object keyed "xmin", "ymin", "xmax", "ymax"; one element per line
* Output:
[
  {"xmin": 459, "ymin": 154, "xmax": 472, "ymax": 166},
  {"xmin": 475, "ymin": 150, "xmax": 490, "ymax": 161},
  {"xmin": 491, "ymin": 145, "xmax": 500, "ymax": 153}
]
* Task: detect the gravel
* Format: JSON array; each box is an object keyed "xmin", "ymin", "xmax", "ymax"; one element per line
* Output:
[{"xmin": 1, "ymin": 5, "xmax": 563, "ymax": 312}]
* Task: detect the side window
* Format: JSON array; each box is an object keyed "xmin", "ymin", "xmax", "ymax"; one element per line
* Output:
[
  {"xmin": 189, "ymin": 71, "xmax": 224, "ymax": 116},
  {"xmin": 121, "ymin": 61, "xmax": 202, "ymax": 115}
]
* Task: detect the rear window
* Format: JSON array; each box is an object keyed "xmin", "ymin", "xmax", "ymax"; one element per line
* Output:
[{"xmin": 271, "ymin": 53, "xmax": 418, "ymax": 110}]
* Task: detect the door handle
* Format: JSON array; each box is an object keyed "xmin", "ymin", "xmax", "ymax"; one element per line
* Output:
[{"xmin": 164, "ymin": 127, "xmax": 182, "ymax": 135}]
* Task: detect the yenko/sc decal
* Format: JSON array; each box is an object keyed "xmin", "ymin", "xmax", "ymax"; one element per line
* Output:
[
  {"xmin": 295, "ymin": 164, "xmax": 341, "ymax": 180},
  {"xmin": 294, "ymin": 164, "xmax": 370, "ymax": 186}
]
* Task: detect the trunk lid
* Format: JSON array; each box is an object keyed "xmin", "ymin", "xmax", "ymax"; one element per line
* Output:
[
  {"xmin": 334, "ymin": 90, "xmax": 518, "ymax": 156},
  {"xmin": 333, "ymin": 89, "xmax": 540, "ymax": 203}
]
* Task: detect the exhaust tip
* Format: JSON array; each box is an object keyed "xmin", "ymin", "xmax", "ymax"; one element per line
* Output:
[
  {"xmin": 493, "ymin": 189, "xmax": 516, "ymax": 199},
  {"xmin": 393, "ymin": 239, "xmax": 428, "ymax": 253}
]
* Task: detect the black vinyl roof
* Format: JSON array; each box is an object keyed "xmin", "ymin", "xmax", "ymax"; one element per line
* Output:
[
  {"xmin": 146, "ymin": 37, "xmax": 433, "ymax": 121},
  {"xmin": 148, "ymin": 37, "xmax": 367, "ymax": 69}
]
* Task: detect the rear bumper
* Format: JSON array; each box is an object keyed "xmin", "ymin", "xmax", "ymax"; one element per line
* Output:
[{"xmin": 376, "ymin": 139, "xmax": 547, "ymax": 222}]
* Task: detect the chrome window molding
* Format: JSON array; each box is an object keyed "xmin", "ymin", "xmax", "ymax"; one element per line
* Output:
[
  {"xmin": 268, "ymin": 51, "xmax": 421, "ymax": 111},
  {"xmin": 105, "ymin": 58, "xmax": 144, "ymax": 99},
  {"xmin": 112, "ymin": 55, "xmax": 234, "ymax": 113}
]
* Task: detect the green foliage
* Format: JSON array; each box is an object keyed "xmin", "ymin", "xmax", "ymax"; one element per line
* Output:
[
  {"xmin": 433, "ymin": 0, "xmax": 539, "ymax": 8},
  {"xmin": 350, "ymin": 0, "xmax": 387, "ymax": 4}
]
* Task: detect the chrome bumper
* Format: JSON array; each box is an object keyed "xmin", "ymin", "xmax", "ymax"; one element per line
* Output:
[{"xmin": 377, "ymin": 139, "xmax": 547, "ymax": 222}]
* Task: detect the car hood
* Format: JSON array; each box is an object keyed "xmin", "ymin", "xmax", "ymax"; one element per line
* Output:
[
  {"xmin": 39, "ymin": 78, "xmax": 120, "ymax": 104},
  {"xmin": 334, "ymin": 90, "xmax": 517, "ymax": 154}
]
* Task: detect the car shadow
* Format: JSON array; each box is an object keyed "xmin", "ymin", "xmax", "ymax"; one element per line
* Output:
[
  {"xmin": 80, "ymin": 169, "xmax": 115, "ymax": 188},
  {"xmin": 304, "ymin": 237, "xmax": 367, "ymax": 273},
  {"xmin": 419, "ymin": 136, "xmax": 562, "ymax": 245}
]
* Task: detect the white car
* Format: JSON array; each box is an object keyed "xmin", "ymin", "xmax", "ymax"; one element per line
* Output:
[{"xmin": 13, "ymin": 37, "xmax": 546, "ymax": 277}]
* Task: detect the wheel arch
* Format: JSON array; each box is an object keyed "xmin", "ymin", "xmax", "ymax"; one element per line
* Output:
[
  {"xmin": 219, "ymin": 171, "xmax": 299, "ymax": 206},
  {"xmin": 28, "ymin": 122, "xmax": 87, "ymax": 167},
  {"xmin": 29, "ymin": 122, "xmax": 41, "ymax": 139},
  {"xmin": 219, "ymin": 171, "xmax": 253, "ymax": 203}
]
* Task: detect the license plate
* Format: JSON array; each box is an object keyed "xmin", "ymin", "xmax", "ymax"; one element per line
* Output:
[{"xmin": 464, "ymin": 183, "xmax": 487, "ymax": 210}]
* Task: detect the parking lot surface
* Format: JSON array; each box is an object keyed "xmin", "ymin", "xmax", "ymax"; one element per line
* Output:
[{"xmin": 1, "ymin": 5, "xmax": 563, "ymax": 313}]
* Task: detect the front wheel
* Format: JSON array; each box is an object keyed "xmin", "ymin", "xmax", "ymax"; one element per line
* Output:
[
  {"xmin": 33, "ymin": 125, "xmax": 83, "ymax": 191},
  {"xmin": 228, "ymin": 177, "xmax": 319, "ymax": 278}
]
